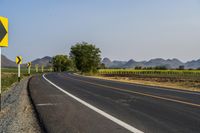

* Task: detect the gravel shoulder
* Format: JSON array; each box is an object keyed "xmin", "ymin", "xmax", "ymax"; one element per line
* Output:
[{"xmin": 0, "ymin": 77, "xmax": 42, "ymax": 133}]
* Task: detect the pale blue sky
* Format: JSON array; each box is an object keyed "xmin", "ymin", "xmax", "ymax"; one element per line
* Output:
[{"xmin": 0, "ymin": 0, "xmax": 200, "ymax": 63}]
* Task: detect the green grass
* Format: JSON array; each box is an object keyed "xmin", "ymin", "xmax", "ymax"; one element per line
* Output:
[{"xmin": 2, "ymin": 73, "xmax": 18, "ymax": 92}]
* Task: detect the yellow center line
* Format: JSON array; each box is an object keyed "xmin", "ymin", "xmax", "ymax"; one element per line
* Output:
[{"xmin": 65, "ymin": 75, "xmax": 200, "ymax": 108}]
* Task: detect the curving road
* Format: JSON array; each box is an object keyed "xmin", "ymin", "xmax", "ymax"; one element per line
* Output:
[{"xmin": 28, "ymin": 72, "xmax": 200, "ymax": 133}]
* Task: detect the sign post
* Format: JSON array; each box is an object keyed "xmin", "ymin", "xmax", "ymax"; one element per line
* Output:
[
  {"xmin": 27, "ymin": 62, "xmax": 31, "ymax": 75},
  {"xmin": 16, "ymin": 56, "xmax": 22, "ymax": 82},
  {"xmin": 35, "ymin": 64, "xmax": 39, "ymax": 73},
  {"xmin": 0, "ymin": 16, "xmax": 8, "ymax": 111},
  {"xmin": 41, "ymin": 64, "xmax": 44, "ymax": 73}
]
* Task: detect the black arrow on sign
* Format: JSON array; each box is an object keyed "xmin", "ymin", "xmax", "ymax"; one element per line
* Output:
[
  {"xmin": 17, "ymin": 56, "xmax": 21, "ymax": 64},
  {"xmin": 27, "ymin": 63, "xmax": 31, "ymax": 67},
  {"xmin": 0, "ymin": 20, "xmax": 7, "ymax": 43}
]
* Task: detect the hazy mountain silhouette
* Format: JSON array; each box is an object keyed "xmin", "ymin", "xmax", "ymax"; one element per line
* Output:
[
  {"xmin": 1, "ymin": 55, "xmax": 200, "ymax": 69},
  {"xmin": 1, "ymin": 55, "xmax": 16, "ymax": 67},
  {"xmin": 1, "ymin": 55, "xmax": 52, "ymax": 68},
  {"xmin": 31, "ymin": 56, "xmax": 52, "ymax": 67},
  {"xmin": 102, "ymin": 57, "xmax": 200, "ymax": 69}
]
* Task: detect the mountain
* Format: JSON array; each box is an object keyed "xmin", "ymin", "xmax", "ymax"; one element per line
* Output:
[
  {"xmin": 102, "ymin": 58, "xmax": 112, "ymax": 67},
  {"xmin": 102, "ymin": 58, "xmax": 126, "ymax": 68},
  {"xmin": 31, "ymin": 56, "xmax": 52, "ymax": 67},
  {"xmin": 144, "ymin": 58, "xmax": 184, "ymax": 69},
  {"xmin": 165, "ymin": 59, "xmax": 184, "ymax": 68},
  {"xmin": 111, "ymin": 60, "xmax": 127, "ymax": 68},
  {"xmin": 102, "ymin": 57, "xmax": 200, "ymax": 69},
  {"xmin": 1, "ymin": 55, "xmax": 16, "ymax": 67},
  {"xmin": 123, "ymin": 59, "xmax": 146, "ymax": 68},
  {"xmin": 185, "ymin": 59, "xmax": 200, "ymax": 69}
]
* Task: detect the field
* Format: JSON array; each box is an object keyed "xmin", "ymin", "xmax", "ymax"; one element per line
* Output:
[
  {"xmin": 97, "ymin": 69, "xmax": 200, "ymax": 91},
  {"xmin": 2, "ymin": 67, "xmax": 51, "ymax": 92}
]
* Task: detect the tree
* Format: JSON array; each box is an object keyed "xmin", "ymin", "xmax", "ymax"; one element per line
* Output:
[
  {"xmin": 52, "ymin": 55, "xmax": 72, "ymax": 72},
  {"xmin": 70, "ymin": 42, "xmax": 101, "ymax": 73}
]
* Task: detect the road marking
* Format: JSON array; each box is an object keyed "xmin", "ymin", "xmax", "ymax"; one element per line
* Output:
[
  {"xmin": 43, "ymin": 74, "xmax": 143, "ymax": 133},
  {"xmin": 37, "ymin": 103, "xmax": 57, "ymax": 106},
  {"xmin": 65, "ymin": 74, "xmax": 200, "ymax": 108}
]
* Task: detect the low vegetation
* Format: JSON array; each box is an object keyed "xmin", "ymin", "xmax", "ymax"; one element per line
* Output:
[{"xmin": 2, "ymin": 72, "xmax": 18, "ymax": 92}]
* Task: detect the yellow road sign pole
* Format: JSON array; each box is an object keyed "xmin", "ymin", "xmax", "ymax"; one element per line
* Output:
[
  {"xmin": 27, "ymin": 62, "xmax": 31, "ymax": 76},
  {"xmin": 28, "ymin": 66, "xmax": 30, "ymax": 75},
  {"xmin": 16, "ymin": 56, "xmax": 22, "ymax": 82},
  {"xmin": 35, "ymin": 64, "xmax": 39, "ymax": 73},
  {"xmin": 42, "ymin": 65, "xmax": 44, "ymax": 73},
  {"xmin": 18, "ymin": 64, "xmax": 20, "ymax": 82}
]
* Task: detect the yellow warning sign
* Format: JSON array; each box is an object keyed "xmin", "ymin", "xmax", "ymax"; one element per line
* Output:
[
  {"xmin": 27, "ymin": 62, "xmax": 31, "ymax": 67},
  {"xmin": 0, "ymin": 16, "xmax": 8, "ymax": 47},
  {"xmin": 16, "ymin": 56, "xmax": 22, "ymax": 64}
]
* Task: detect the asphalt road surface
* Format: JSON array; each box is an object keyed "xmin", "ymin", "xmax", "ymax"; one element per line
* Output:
[{"xmin": 28, "ymin": 72, "xmax": 200, "ymax": 133}]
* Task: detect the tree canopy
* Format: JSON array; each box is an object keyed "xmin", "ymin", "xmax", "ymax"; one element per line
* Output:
[
  {"xmin": 70, "ymin": 42, "xmax": 101, "ymax": 73},
  {"xmin": 52, "ymin": 55, "xmax": 72, "ymax": 72}
]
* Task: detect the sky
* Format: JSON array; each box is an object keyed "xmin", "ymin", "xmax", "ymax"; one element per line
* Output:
[{"xmin": 0, "ymin": 0, "xmax": 200, "ymax": 63}]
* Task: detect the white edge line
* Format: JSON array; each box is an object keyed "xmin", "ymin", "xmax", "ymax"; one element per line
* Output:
[{"xmin": 42, "ymin": 74, "xmax": 144, "ymax": 133}]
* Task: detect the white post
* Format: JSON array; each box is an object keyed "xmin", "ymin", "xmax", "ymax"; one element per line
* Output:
[
  {"xmin": 28, "ymin": 66, "xmax": 30, "ymax": 75},
  {"xmin": 18, "ymin": 64, "xmax": 20, "ymax": 82}
]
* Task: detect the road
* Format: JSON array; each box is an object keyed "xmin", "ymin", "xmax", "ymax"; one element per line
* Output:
[{"xmin": 28, "ymin": 72, "xmax": 200, "ymax": 133}]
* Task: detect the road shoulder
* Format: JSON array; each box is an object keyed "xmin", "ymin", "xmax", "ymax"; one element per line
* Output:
[{"xmin": 0, "ymin": 77, "xmax": 42, "ymax": 133}]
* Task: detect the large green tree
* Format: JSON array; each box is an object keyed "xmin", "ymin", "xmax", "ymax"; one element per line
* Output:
[
  {"xmin": 52, "ymin": 55, "xmax": 72, "ymax": 72},
  {"xmin": 70, "ymin": 42, "xmax": 101, "ymax": 73}
]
